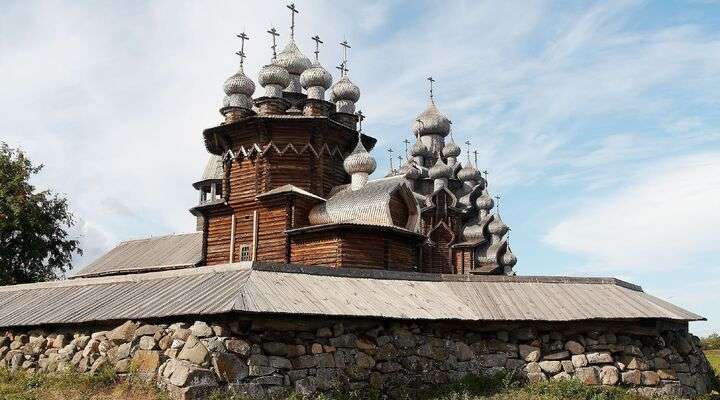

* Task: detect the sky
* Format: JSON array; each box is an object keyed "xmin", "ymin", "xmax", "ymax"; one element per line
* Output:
[{"xmin": 1, "ymin": 0, "xmax": 719, "ymax": 335}]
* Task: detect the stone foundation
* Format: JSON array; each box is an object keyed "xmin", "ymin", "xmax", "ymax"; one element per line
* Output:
[{"xmin": 0, "ymin": 316, "xmax": 715, "ymax": 399}]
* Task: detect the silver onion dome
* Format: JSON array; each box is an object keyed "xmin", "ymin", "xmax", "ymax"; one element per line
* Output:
[
  {"xmin": 300, "ymin": 61, "xmax": 333, "ymax": 100},
  {"xmin": 502, "ymin": 247, "xmax": 517, "ymax": 267},
  {"xmin": 476, "ymin": 192, "xmax": 494, "ymax": 210},
  {"xmin": 344, "ymin": 140, "xmax": 376, "ymax": 175},
  {"xmin": 410, "ymin": 138, "xmax": 431, "ymax": 158},
  {"xmin": 330, "ymin": 76, "xmax": 361, "ymax": 114},
  {"xmin": 222, "ymin": 68, "xmax": 255, "ymax": 110},
  {"xmin": 258, "ymin": 63, "xmax": 291, "ymax": 98},
  {"xmin": 428, "ymin": 157, "xmax": 452, "ymax": 180},
  {"xmin": 442, "ymin": 140, "xmax": 461, "ymax": 158},
  {"xmin": 224, "ymin": 69, "xmax": 255, "ymax": 97},
  {"xmin": 275, "ymin": 40, "xmax": 312, "ymax": 92},
  {"xmin": 488, "ymin": 214, "xmax": 509, "ymax": 236},
  {"xmin": 457, "ymin": 164, "xmax": 482, "ymax": 182},
  {"xmin": 412, "ymin": 103, "xmax": 451, "ymax": 137}
]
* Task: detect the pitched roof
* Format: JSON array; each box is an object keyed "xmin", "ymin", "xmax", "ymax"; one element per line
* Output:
[
  {"xmin": 193, "ymin": 155, "xmax": 224, "ymax": 188},
  {"xmin": 73, "ymin": 233, "xmax": 203, "ymax": 278},
  {"xmin": 0, "ymin": 262, "xmax": 703, "ymax": 328},
  {"xmin": 256, "ymin": 184, "xmax": 325, "ymax": 202},
  {"xmin": 308, "ymin": 176, "xmax": 418, "ymax": 228}
]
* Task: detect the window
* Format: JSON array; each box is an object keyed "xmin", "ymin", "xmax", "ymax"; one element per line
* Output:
[{"xmin": 240, "ymin": 244, "xmax": 251, "ymax": 261}]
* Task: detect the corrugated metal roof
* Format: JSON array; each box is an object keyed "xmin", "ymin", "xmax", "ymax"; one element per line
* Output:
[
  {"xmin": 73, "ymin": 233, "xmax": 203, "ymax": 278},
  {"xmin": 0, "ymin": 263, "xmax": 703, "ymax": 328}
]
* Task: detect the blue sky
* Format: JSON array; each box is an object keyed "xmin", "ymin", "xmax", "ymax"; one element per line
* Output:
[{"xmin": 1, "ymin": 0, "xmax": 719, "ymax": 334}]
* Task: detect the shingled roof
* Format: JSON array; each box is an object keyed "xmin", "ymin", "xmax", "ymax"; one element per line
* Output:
[
  {"xmin": 1, "ymin": 262, "xmax": 703, "ymax": 328},
  {"xmin": 73, "ymin": 232, "xmax": 203, "ymax": 278}
]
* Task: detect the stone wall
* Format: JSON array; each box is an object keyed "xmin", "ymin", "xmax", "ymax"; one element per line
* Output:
[{"xmin": 0, "ymin": 316, "xmax": 715, "ymax": 399}]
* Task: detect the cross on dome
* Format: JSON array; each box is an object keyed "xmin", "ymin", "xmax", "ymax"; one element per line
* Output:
[
  {"xmin": 311, "ymin": 35, "xmax": 323, "ymax": 61},
  {"xmin": 287, "ymin": 3, "xmax": 299, "ymax": 39},
  {"xmin": 236, "ymin": 32, "xmax": 250, "ymax": 68},
  {"xmin": 266, "ymin": 27, "xmax": 280, "ymax": 59},
  {"xmin": 427, "ymin": 76, "xmax": 435, "ymax": 103}
]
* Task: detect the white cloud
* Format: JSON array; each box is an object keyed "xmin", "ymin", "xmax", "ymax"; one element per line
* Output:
[{"xmin": 545, "ymin": 151, "xmax": 720, "ymax": 273}]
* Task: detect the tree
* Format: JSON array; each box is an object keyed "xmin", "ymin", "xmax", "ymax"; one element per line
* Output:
[
  {"xmin": 702, "ymin": 333, "xmax": 720, "ymax": 350},
  {"xmin": 0, "ymin": 142, "xmax": 82, "ymax": 284}
]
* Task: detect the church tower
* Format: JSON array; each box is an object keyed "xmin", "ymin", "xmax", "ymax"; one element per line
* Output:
[{"xmin": 192, "ymin": 8, "xmax": 374, "ymax": 266}]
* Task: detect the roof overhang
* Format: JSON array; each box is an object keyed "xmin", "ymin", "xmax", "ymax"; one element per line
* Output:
[
  {"xmin": 0, "ymin": 262, "xmax": 705, "ymax": 329},
  {"xmin": 286, "ymin": 223, "xmax": 427, "ymax": 241}
]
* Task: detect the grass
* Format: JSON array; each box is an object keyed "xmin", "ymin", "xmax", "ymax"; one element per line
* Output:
[
  {"xmin": 1, "ymin": 368, "xmax": 718, "ymax": 400},
  {"xmin": 707, "ymin": 350, "xmax": 720, "ymax": 377},
  {"xmin": 0, "ymin": 367, "xmax": 169, "ymax": 400}
]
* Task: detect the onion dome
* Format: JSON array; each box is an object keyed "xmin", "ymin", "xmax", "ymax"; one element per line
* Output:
[
  {"xmin": 300, "ymin": 61, "xmax": 333, "ymax": 100},
  {"xmin": 457, "ymin": 163, "xmax": 482, "ymax": 182},
  {"xmin": 476, "ymin": 192, "xmax": 494, "ymax": 210},
  {"xmin": 330, "ymin": 75, "xmax": 361, "ymax": 114},
  {"xmin": 410, "ymin": 138, "xmax": 431, "ymax": 158},
  {"xmin": 488, "ymin": 214, "xmax": 509, "ymax": 236},
  {"xmin": 442, "ymin": 140, "xmax": 461, "ymax": 158},
  {"xmin": 462, "ymin": 223, "xmax": 483, "ymax": 242},
  {"xmin": 222, "ymin": 68, "xmax": 255, "ymax": 110},
  {"xmin": 502, "ymin": 247, "xmax": 517, "ymax": 267},
  {"xmin": 275, "ymin": 40, "xmax": 312, "ymax": 92},
  {"xmin": 258, "ymin": 62, "xmax": 291, "ymax": 98},
  {"xmin": 404, "ymin": 165, "xmax": 421, "ymax": 179},
  {"xmin": 412, "ymin": 103, "xmax": 451, "ymax": 137},
  {"xmin": 344, "ymin": 140, "xmax": 376, "ymax": 175},
  {"xmin": 428, "ymin": 157, "xmax": 452, "ymax": 180}
]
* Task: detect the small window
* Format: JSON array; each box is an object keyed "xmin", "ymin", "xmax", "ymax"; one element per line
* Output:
[{"xmin": 240, "ymin": 244, "xmax": 251, "ymax": 261}]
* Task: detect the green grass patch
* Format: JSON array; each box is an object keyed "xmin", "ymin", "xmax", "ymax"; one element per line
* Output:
[
  {"xmin": 0, "ymin": 367, "xmax": 168, "ymax": 400},
  {"xmin": 2, "ymin": 368, "xmax": 719, "ymax": 400}
]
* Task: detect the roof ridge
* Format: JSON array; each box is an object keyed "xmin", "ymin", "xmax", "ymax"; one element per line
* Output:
[
  {"xmin": 117, "ymin": 231, "xmax": 201, "ymax": 245},
  {"xmin": 250, "ymin": 262, "xmax": 644, "ymax": 291}
]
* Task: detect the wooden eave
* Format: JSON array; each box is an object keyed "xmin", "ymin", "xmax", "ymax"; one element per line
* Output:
[
  {"xmin": 189, "ymin": 199, "xmax": 230, "ymax": 216},
  {"xmin": 286, "ymin": 223, "xmax": 427, "ymax": 241},
  {"xmin": 203, "ymin": 115, "xmax": 377, "ymax": 155}
]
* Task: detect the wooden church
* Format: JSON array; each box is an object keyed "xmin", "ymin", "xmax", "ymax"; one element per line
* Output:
[{"xmin": 78, "ymin": 20, "xmax": 517, "ymax": 279}]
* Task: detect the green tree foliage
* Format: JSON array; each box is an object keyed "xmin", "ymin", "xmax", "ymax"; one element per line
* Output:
[
  {"xmin": 702, "ymin": 333, "xmax": 720, "ymax": 350},
  {"xmin": 0, "ymin": 142, "xmax": 81, "ymax": 284}
]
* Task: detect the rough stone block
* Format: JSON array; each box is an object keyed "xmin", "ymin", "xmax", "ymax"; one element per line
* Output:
[{"xmin": 212, "ymin": 353, "xmax": 248, "ymax": 382}]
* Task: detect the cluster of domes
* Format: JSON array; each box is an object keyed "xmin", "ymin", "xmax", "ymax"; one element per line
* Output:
[
  {"xmin": 275, "ymin": 41, "xmax": 312, "ymax": 93},
  {"xmin": 219, "ymin": 31, "xmax": 359, "ymax": 114}
]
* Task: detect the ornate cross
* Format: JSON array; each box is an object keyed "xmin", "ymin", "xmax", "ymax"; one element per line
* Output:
[
  {"xmin": 356, "ymin": 110, "xmax": 365, "ymax": 132},
  {"xmin": 494, "ymin": 194, "xmax": 501, "ymax": 211},
  {"xmin": 311, "ymin": 35, "xmax": 323, "ymax": 61},
  {"xmin": 387, "ymin": 148, "xmax": 394, "ymax": 171},
  {"xmin": 398, "ymin": 155, "xmax": 404, "ymax": 166},
  {"xmin": 427, "ymin": 76, "xmax": 435, "ymax": 102},
  {"xmin": 266, "ymin": 27, "xmax": 280, "ymax": 59},
  {"xmin": 287, "ymin": 3, "xmax": 299, "ymax": 39},
  {"xmin": 403, "ymin": 139, "xmax": 410, "ymax": 158},
  {"xmin": 340, "ymin": 40, "xmax": 351, "ymax": 71},
  {"xmin": 465, "ymin": 139, "xmax": 471, "ymax": 163},
  {"xmin": 236, "ymin": 32, "xmax": 250, "ymax": 68},
  {"xmin": 473, "ymin": 150, "xmax": 478, "ymax": 167}
]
